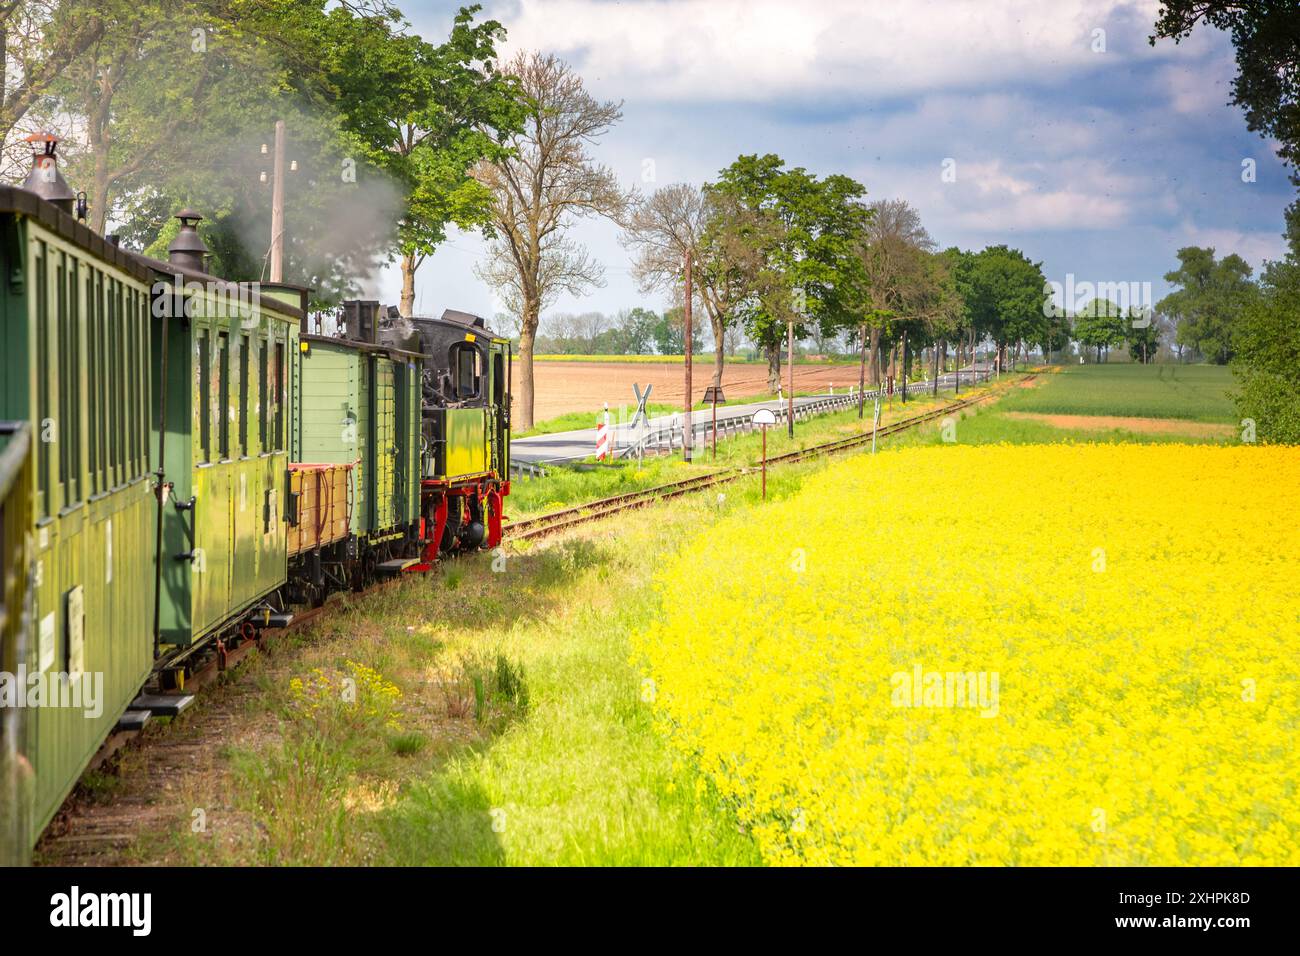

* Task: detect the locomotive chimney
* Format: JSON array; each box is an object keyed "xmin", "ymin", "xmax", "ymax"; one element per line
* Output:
[
  {"xmin": 21, "ymin": 132, "xmax": 76, "ymax": 214},
  {"xmin": 167, "ymin": 209, "xmax": 209, "ymax": 273}
]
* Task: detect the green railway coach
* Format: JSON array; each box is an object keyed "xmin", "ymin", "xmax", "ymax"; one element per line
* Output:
[
  {"xmin": 149, "ymin": 212, "xmax": 305, "ymax": 658},
  {"xmin": 1, "ymin": 420, "xmax": 34, "ymax": 865},
  {"xmin": 0, "ymin": 184, "xmax": 158, "ymax": 852}
]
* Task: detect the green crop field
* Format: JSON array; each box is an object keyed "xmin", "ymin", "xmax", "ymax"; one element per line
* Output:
[{"xmin": 998, "ymin": 364, "xmax": 1237, "ymax": 422}]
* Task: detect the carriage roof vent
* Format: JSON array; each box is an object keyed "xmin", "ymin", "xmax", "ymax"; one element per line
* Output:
[
  {"xmin": 21, "ymin": 132, "xmax": 76, "ymax": 214},
  {"xmin": 440, "ymin": 308, "xmax": 487, "ymax": 329},
  {"xmin": 167, "ymin": 209, "xmax": 208, "ymax": 273}
]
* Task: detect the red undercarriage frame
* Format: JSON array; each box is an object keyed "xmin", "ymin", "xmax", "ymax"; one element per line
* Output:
[{"xmin": 406, "ymin": 476, "xmax": 510, "ymax": 573}]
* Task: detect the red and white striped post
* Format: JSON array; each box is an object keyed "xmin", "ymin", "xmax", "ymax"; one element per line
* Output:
[{"xmin": 596, "ymin": 405, "xmax": 611, "ymax": 460}]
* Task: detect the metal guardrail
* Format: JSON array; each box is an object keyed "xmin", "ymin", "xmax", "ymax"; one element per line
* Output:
[
  {"xmin": 509, "ymin": 459, "xmax": 548, "ymax": 479},
  {"xmin": 616, "ymin": 367, "xmax": 992, "ymax": 459}
]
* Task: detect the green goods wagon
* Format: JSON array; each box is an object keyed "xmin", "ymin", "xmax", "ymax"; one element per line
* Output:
[{"xmin": 296, "ymin": 334, "xmax": 420, "ymax": 540}]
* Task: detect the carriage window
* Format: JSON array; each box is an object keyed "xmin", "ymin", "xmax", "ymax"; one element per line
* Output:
[
  {"xmin": 273, "ymin": 339, "xmax": 285, "ymax": 452},
  {"xmin": 454, "ymin": 344, "xmax": 479, "ymax": 399},
  {"xmin": 35, "ymin": 242, "xmax": 50, "ymax": 518},
  {"xmin": 492, "ymin": 351, "xmax": 504, "ymax": 406},
  {"xmin": 198, "ymin": 330, "xmax": 211, "ymax": 463},
  {"xmin": 239, "ymin": 333, "xmax": 250, "ymax": 456},
  {"xmin": 217, "ymin": 331, "xmax": 230, "ymax": 460},
  {"xmin": 258, "ymin": 333, "xmax": 267, "ymax": 453},
  {"xmin": 129, "ymin": 289, "xmax": 141, "ymax": 477},
  {"xmin": 57, "ymin": 251, "xmax": 81, "ymax": 506},
  {"xmin": 94, "ymin": 273, "xmax": 106, "ymax": 489},
  {"xmin": 108, "ymin": 280, "xmax": 122, "ymax": 486},
  {"xmin": 86, "ymin": 272, "xmax": 97, "ymax": 493}
]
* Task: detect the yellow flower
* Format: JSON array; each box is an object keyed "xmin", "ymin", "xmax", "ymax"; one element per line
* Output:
[{"xmin": 634, "ymin": 444, "xmax": 1300, "ymax": 866}]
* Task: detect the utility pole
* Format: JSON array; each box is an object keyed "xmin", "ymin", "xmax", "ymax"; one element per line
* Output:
[
  {"xmin": 269, "ymin": 119, "xmax": 286, "ymax": 283},
  {"xmin": 857, "ymin": 324, "xmax": 867, "ymax": 419},
  {"xmin": 683, "ymin": 252, "xmax": 693, "ymax": 463},
  {"xmin": 901, "ymin": 329, "xmax": 909, "ymax": 404},
  {"xmin": 787, "ymin": 316, "xmax": 794, "ymax": 438}
]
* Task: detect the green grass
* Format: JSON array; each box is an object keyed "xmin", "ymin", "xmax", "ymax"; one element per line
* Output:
[
  {"xmin": 884, "ymin": 403, "xmax": 1241, "ymax": 449},
  {"xmin": 997, "ymin": 364, "xmax": 1237, "ymax": 422},
  {"xmin": 131, "ymin": 496, "xmax": 817, "ymax": 865}
]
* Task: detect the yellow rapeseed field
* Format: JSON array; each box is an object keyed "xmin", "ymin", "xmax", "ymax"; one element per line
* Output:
[{"xmin": 634, "ymin": 445, "xmax": 1300, "ymax": 865}]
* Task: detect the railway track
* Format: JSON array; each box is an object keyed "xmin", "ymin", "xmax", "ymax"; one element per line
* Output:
[{"xmin": 506, "ymin": 374, "xmax": 1035, "ymax": 541}]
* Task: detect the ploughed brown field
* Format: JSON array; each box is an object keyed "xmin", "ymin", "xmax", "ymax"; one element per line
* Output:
[{"xmin": 509, "ymin": 359, "xmax": 860, "ymax": 422}]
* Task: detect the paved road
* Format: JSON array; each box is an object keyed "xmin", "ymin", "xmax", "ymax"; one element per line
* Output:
[
  {"xmin": 511, "ymin": 366, "xmax": 992, "ymax": 466},
  {"xmin": 512, "ymin": 394, "xmax": 838, "ymax": 465}
]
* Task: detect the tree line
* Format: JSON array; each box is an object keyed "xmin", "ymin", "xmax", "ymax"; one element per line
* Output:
[{"xmin": 525, "ymin": 307, "xmax": 705, "ymax": 357}]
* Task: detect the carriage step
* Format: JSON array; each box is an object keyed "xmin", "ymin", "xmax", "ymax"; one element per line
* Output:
[
  {"xmin": 115, "ymin": 710, "xmax": 152, "ymax": 732},
  {"xmin": 375, "ymin": 558, "xmax": 420, "ymax": 575},
  {"xmin": 129, "ymin": 693, "xmax": 196, "ymax": 718},
  {"xmin": 249, "ymin": 611, "xmax": 294, "ymax": 628}
]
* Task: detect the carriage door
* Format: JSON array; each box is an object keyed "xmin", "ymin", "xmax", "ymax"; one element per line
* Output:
[
  {"xmin": 491, "ymin": 346, "xmax": 506, "ymax": 476},
  {"xmin": 373, "ymin": 359, "xmax": 397, "ymax": 529}
]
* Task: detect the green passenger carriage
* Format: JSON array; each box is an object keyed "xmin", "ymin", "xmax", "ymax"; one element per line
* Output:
[{"xmin": 0, "ymin": 183, "xmax": 158, "ymax": 857}]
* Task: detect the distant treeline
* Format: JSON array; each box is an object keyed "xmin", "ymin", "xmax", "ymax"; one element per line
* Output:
[{"xmin": 521, "ymin": 306, "xmax": 865, "ymax": 359}]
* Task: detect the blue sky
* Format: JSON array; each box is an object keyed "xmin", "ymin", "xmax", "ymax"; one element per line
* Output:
[{"xmin": 385, "ymin": 0, "xmax": 1294, "ymax": 332}]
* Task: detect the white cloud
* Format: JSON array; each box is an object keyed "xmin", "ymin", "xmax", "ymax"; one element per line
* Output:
[
  {"xmin": 1174, "ymin": 222, "xmax": 1288, "ymax": 269},
  {"xmin": 392, "ymin": 0, "xmax": 1278, "ymax": 321},
  {"xmin": 487, "ymin": 0, "xmax": 1182, "ymax": 103},
  {"xmin": 1160, "ymin": 55, "xmax": 1237, "ymax": 117}
]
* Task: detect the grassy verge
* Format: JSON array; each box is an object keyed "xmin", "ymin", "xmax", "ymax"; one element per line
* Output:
[{"xmin": 108, "ymin": 479, "xmax": 830, "ymax": 866}]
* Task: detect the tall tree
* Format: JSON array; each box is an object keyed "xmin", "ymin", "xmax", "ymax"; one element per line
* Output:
[
  {"xmin": 473, "ymin": 51, "xmax": 628, "ymax": 430},
  {"xmin": 1233, "ymin": 255, "xmax": 1300, "ymax": 441},
  {"xmin": 855, "ymin": 199, "xmax": 932, "ymax": 389},
  {"xmin": 1126, "ymin": 308, "xmax": 1161, "ymax": 363},
  {"xmin": 1073, "ymin": 299, "xmax": 1126, "ymax": 363},
  {"xmin": 942, "ymin": 246, "xmax": 979, "ymax": 371},
  {"xmin": 965, "ymin": 245, "xmax": 1048, "ymax": 370},
  {"xmin": 705, "ymin": 154, "xmax": 867, "ymax": 391},
  {"xmin": 24, "ymin": 0, "xmax": 414, "ymax": 303},
  {"xmin": 621, "ymin": 183, "xmax": 747, "ymax": 387},
  {"xmin": 1158, "ymin": 246, "xmax": 1257, "ymax": 364},
  {"xmin": 1, "ymin": 0, "xmax": 108, "ymax": 152},
  {"xmin": 324, "ymin": 4, "xmax": 526, "ymax": 315},
  {"xmin": 52, "ymin": 0, "xmax": 256, "ymax": 233}
]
